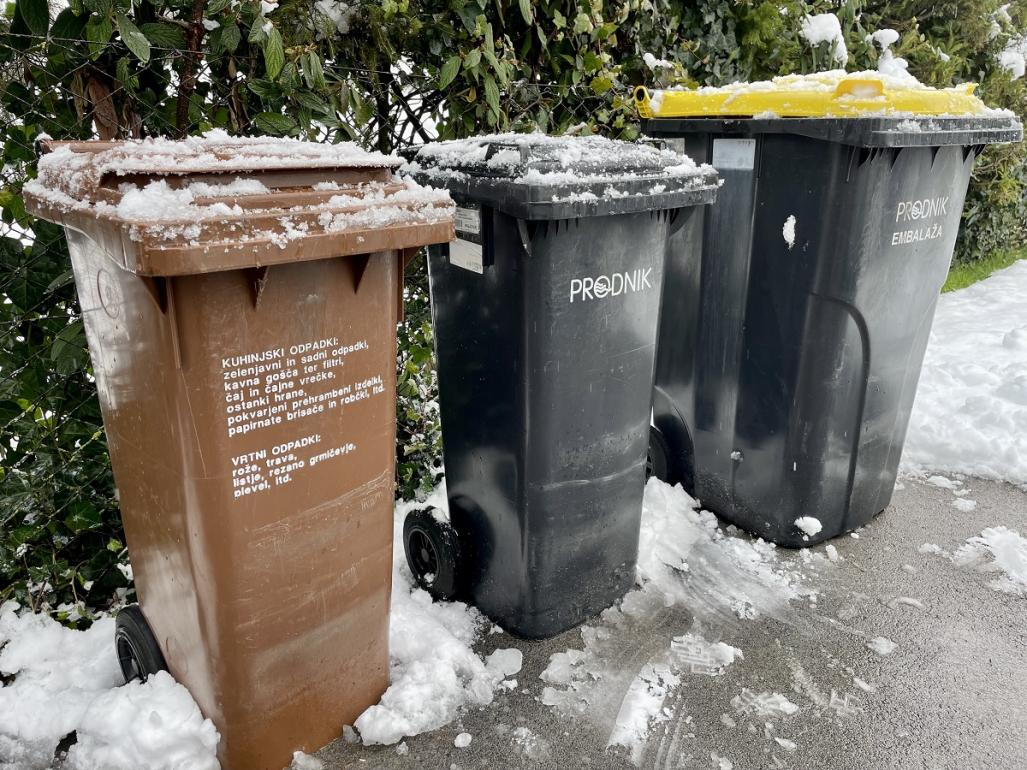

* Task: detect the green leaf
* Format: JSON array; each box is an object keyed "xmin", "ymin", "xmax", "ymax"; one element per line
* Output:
[
  {"xmin": 219, "ymin": 22, "xmax": 241, "ymax": 54},
  {"xmin": 50, "ymin": 321, "xmax": 86, "ymax": 376},
  {"xmin": 116, "ymin": 13, "xmax": 150, "ymax": 63},
  {"xmin": 302, "ymin": 51, "xmax": 326, "ymax": 90},
  {"xmin": 205, "ymin": 0, "xmax": 232, "ymax": 16},
  {"xmin": 439, "ymin": 55, "xmax": 461, "ymax": 88},
  {"xmin": 254, "ymin": 111, "xmax": 298, "ymax": 135},
  {"xmin": 85, "ymin": 13, "xmax": 113, "ymax": 59},
  {"xmin": 16, "ymin": 0, "xmax": 49, "ymax": 36},
  {"xmin": 483, "ymin": 73, "xmax": 501, "ymax": 119},
  {"xmin": 50, "ymin": 7, "xmax": 88, "ymax": 41},
  {"xmin": 518, "ymin": 0, "xmax": 531, "ymax": 25},
  {"xmin": 263, "ymin": 25, "xmax": 284, "ymax": 80},
  {"xmin": 65, "ymin": 501, "xmax": 102, "ymax": 533},
  {"xmin": 140, "ymin": 22, "xmax": 186, "ymax": 49}
]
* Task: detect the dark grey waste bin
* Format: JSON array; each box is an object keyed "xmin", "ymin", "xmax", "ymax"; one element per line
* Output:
[
  {"xmin": 637, "ymin": 83, "xmax": 1022, "ymax": 547},
  {"xmin": 402, "ymin": 134, "xmax": 718, "ymax": 637}
]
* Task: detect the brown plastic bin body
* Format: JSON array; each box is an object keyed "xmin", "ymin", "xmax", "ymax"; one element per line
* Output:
[{"xmin": 24, "ymin": 137, "xmax": 454, "ymax": 770}]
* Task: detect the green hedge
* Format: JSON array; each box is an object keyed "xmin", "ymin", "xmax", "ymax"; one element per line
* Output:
[{"xmin": 1, "ymin": 0, "xmax": 1025, "ymax": 616}]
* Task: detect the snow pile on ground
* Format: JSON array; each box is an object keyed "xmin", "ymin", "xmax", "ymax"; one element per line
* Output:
[
  {"xmin": 903, "ymin": 261, "xmax": 1027, "ymax": 486},
  {"xmin": 352, "ymin": 486, "xmax": 522, "ymax": 746},
  {"xmin": 950, "ymin": 527, "xmax": 1027, "ymax": 597},
  {"xmin": 800, "ymin": 13, "xmax": 848, "ymax": 65},
  {"xmin": 0, "ymin": 602, "xmax": 218, "ymax": 770},
  {"xmin": 633, "ymin": 479, "xmax": 809, "ymax": 621},
  {"xmin": 540, "ymin": 480, "xmax": 812, "ymax": 761}
]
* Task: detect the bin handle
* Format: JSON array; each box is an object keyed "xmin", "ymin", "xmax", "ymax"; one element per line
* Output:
[{"xmin": 484, "ymin": 143, "xmax": 531, "ymax": 163}]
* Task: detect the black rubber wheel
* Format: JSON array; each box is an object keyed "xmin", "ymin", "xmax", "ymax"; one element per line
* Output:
[
  {"xmin": 115, "ymin": 604, "xmax": 168, "ymax": 683},
  {"xmin": 403, "ymin": 507, "xmax": 463, "ymax": 601},
  {"xmin": 646, "ymin": 425, "xmax": 672, "ymax": 482}
]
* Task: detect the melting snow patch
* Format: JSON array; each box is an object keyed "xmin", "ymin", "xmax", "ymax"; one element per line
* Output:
[
  {"xmin": 730, "ymin": 689, "xmax": 799, "ymax": 718},
  {"xmin": 606, "ymin": 663, "xmax": 680, "ymax": 764},
  {"xmin": 453, "ymin": 732, "xmax": 473, "ymax": 748},
  {"xmin": 950, "ymin": 527, "xmax": 1027, "ymax": 596},
  {"xmin": 290, "ymin": 750, "xmax": 324, "ymax": 770},
  {"xmin": 926, "ymin": 475, "xmax": 959, "ymax": 490},
  {"xmin": 867, "ymin": 636, "xmax": 897, "ymax": 656},
  {"xmin": 541, "ymin": 480, "xmax": 807, "ymax": 762},
  {"xmin": 952, "ymin": 498, "xmax": 978, "ymax": 512}
]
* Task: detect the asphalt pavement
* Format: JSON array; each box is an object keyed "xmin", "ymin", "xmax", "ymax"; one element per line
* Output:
[{"xmin": 318, "ymin": 476, "xmax": 1027, "ymax": 770}]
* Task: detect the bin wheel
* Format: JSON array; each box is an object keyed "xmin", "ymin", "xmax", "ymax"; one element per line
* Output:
[
  {"xmin": 646, "ymin": 425, "xmax": 672, "ymax": 482},
  {"xmin": 403, "ymin": 507, "xmax": 463, "ymax": 602},
  {"xmin": 115, "ymin": 604, "xmax": 168, "ymax": 683}
]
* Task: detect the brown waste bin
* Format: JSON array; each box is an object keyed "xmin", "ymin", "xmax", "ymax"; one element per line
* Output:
[{"xmin": 24, "ymin": 135, "xmax": 454, "ymax": 770}]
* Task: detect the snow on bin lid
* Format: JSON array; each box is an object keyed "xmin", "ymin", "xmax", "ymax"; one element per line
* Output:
[
  {"xmin": 635, "ymin": 71, "xmax": 1003, "ymax": 119},
  {"xmin": 23, "ymin": 132, "xmax": 454, "ymax": 277},
  {"xmin": 402, "ymin": 133, "xmax": 718, "ymax": 220}
]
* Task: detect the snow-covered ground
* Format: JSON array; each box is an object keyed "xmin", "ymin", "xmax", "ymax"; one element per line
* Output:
[
  {"xmin": 2, "ymin": 262, "xmax": 1026, "ymax": 770},
  {"xmin": 903, "ymin": 260, "xmax": 1027, "ymax": 486}
]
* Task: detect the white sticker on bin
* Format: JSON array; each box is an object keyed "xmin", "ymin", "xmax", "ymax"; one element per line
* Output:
[
  {"xmin": 712, "ymin": 138, "xmax": 756, "ymax": 170},
  {"xmin": 449, "ymin": 239, "xmax": 483, "ymax": 274},
  {"xmin": 454, "ymin": 206, "xmax": 481, "ymax": 236}
]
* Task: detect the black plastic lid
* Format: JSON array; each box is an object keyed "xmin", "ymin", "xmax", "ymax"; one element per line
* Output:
[
  {"xmin": 402, "ymin": 134, "xmax": 719, "ymax": 220},
  {"xmin": 641, "ymin": 114, "xmax": 1023, "ymax": 148}
]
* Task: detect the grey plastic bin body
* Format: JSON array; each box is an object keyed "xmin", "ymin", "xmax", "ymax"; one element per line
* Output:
[
  {"xmin": 641, "ymin": 115, "xmax": 1022, "ymax": 546},
  {"xmin": 407, "ymin": 136, "xmax": 718, "ymax": 637}
]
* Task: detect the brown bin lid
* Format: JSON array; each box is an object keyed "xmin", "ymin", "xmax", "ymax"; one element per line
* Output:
[{"xmin": 23, "ymin": 132, "xmax": 454, "ymax": 276}]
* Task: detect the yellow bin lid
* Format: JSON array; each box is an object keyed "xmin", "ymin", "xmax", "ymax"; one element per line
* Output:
[{"xmin": 635, "ymin": 73, "xmax": 990, "ymax": 119}]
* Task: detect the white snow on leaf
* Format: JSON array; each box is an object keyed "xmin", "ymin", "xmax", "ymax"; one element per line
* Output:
[
  {"xmin": 950, "ymin": 526, "xmax": 1027, "ymax": 596},
  {"xmin": 782, "ymin": 214, "xmax": 796, "ymax": 249},
  {"xmin": 903, "ymin": 261, "xmax": 1027, "ymax": 485},
  {"xmin": 793, "ymin": 516, "xmax": 822, "ymax": 537},
  {"xmin": 0, "ymin": 602, "xmax": 218, "ymax": 770},
  {"xmin": 800, "ymin": 13, "xmax": 849, "ymax": 65},
  {"xmin": 867, "ymin": 636, "xmax": 897, "ymax": 656},
  {"xmin": 352, "ymin": 485, "xmax": 519, "ymax": 746}
]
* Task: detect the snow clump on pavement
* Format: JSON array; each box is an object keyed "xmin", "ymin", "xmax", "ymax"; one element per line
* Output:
[
  {"xmin": 794, "ymin": 516, "xmax": 823, "ymax": 538},
  {"xmin": 867, "ymin": 636, "xmax": 897, "ymax": 656}
]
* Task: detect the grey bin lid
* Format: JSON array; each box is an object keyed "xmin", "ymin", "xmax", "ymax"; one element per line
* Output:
[
  {"xmin": 402, "ymin": 133, "xmax": 719, "ymax": 221},
  {"xmin": 641, "ymin": 114, "xmax": 1023, "ymax": 149}
]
